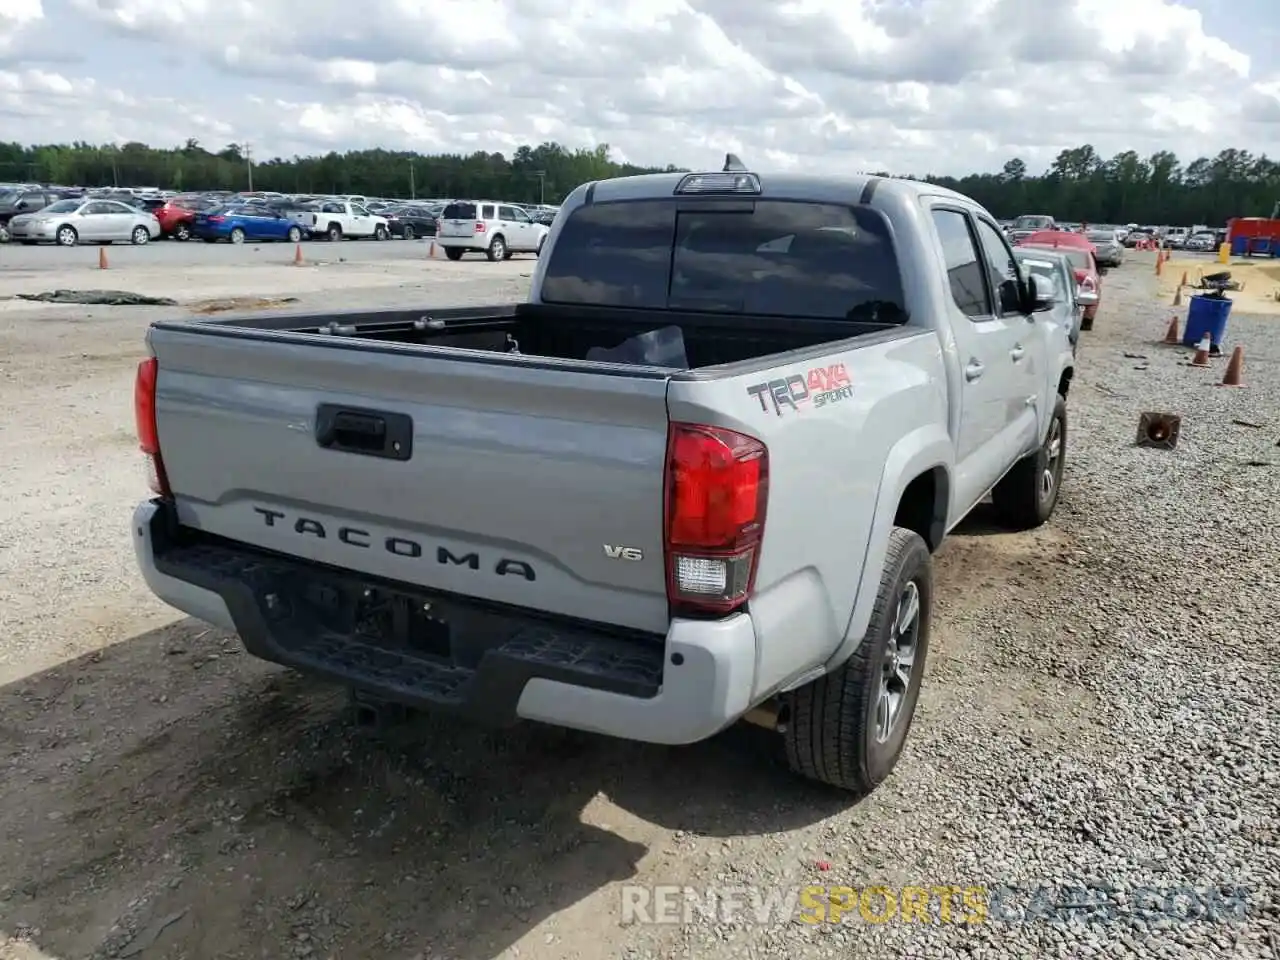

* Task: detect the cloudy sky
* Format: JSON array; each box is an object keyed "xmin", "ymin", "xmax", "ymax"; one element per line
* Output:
[{"xmin": 1, "ymin": 0, "xmax": 1278, "ymax": 176}]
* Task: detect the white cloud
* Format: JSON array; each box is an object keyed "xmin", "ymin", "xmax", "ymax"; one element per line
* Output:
[{"xmin": 0, "ymin": 0, "xmax": 1275, "ymax": 175}]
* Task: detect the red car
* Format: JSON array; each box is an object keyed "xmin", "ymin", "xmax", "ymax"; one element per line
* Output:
[
  {"xmin": 155, "ymin": 195, "xmax": 210, "ymax": 241},
  {"xmin": 1016, "ymin": 230, "xmax": 1102, "ymax": 330}
]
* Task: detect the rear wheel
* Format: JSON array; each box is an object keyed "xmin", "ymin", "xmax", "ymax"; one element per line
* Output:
[
  {"xmin": 327, "ymin": 223, "xmax": 342, "ymax": 242},
  {"xmin": 486, "ymin": 235, "xmax": 506, "ymax": 262},
  {"xmin": 229, "ymin": 227, "xmax": 246, "ymax": 244},
  {"xmin": 174, "ymin": 222, "xmax": 191, "ymax": 241},
  {"xmin": 445, "ymin": 248, "xmax": 464, "ymax": 261},
  {"xmin": 782, "ymin": 528, "xmax": 932, "ymax": 795},
  {"xmin": 374, "ymin": 224, "xmax": 389, "ymax": 240},
  {"xmin": 402, "ymin": 225, "xmax": 415, "ymax": 241},
  {"xmin": 131, "ymin": 226, "xmax": 150, "ymax": 245}
]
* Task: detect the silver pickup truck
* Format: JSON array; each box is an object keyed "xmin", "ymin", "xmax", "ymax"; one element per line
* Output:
[{"xmin": 132, "ymin": 157, "xmax": 1074, "ymax": 796}]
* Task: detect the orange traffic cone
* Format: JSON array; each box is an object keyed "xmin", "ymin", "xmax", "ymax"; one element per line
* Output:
[
  {"xmin": 1162, "ymin": 316, "xmax": 1180, "ymax": 344},
  {"xmin": 98, "ymin": 247, "xmax": 108, "ymax": 269},
  {"xmin": 1173, "ymin": 285, "xmax": 1182, "ymax": 306},
  {"xmin": 428, "ymin": 240, "xmax": 439, "ymax": 259},
  {"xmin": 1179, "ymin": 270, "xmax": 1188, "ymax": 286},
  {"xmin": 293, "ymin": 243, "xmax": 304, "ymax": 265},
  {"xmin": 1155, "ymin": 252, "xmax": 1163, "ymax": 276},
  {"xmin": 1217, "ymin": 346, "xmax": 1244, "ymax": 386},
  {"xmin": 1190, "ymin": 332, "xmax": 1212, "ymax": 367}
]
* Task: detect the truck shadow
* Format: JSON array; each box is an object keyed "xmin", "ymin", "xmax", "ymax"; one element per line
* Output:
[{"xmin": 0, "ymin": 618, "xmax": 847, "ymax": 960}]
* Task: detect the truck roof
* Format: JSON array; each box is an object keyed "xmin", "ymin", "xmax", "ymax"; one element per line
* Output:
[{"xmin": 580, "ymin": 170, "xmax": 976, "ymax": 207}]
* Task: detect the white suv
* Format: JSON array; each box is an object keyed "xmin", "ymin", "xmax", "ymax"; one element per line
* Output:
[{"xmin": 436, "ymin": 200, "xmax": 549, "ymax": 261}]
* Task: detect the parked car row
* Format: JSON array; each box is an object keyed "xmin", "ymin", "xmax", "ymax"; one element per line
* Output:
[
  {"xmin": 1010, "ymin": 228, "xmax": 1110, "ymax": 338},
  {"xmin": 0, "ymin": 180, "xmax": 561, "ymax": 246}
]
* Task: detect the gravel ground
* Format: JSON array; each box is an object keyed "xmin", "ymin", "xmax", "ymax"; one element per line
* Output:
[{"xmin": 0, "ymin": 251, "xmax": 1276, "ymax": 959}]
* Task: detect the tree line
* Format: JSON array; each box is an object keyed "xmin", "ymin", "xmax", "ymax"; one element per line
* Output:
[{"xmin": 1, "ymin": 138, "xmax": 1276, "ymax": 226}]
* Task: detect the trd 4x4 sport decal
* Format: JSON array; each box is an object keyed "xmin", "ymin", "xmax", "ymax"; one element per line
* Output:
[{"xmin": 746, "ymin": 363, "xmax": 852, "ymax": 416}]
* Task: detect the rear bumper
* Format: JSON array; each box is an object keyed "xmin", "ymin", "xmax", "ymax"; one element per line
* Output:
[
  {"xmin": 132, "ymin": 500, "xmax": 757, "ymax": 744},
  {"xmin": 436, "ymin": 235, "xmax": 484, "ymax": 248}
]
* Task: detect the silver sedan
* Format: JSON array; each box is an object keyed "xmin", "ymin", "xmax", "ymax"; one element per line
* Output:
[{"xmin": 8, "ymin": 198, "xmax": 162, "ymax": 246}]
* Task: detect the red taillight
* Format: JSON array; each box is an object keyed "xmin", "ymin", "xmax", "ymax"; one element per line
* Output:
[
  {"xmin": 474, "ymin": 221, "xmax": 486, "ymax": 233},
  {"xmin": 664, "ymin": 423, "xmax": 768, "ymax": 617},
  {"xmin": 208, "ymin": 215, "xmax": 224, "ymax": 223},
  {"xmin": 134, "ymin": 357, "xmax": 171, "ymax": 496}
]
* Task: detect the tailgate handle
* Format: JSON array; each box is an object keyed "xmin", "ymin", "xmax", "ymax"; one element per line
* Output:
[{"xmin": 315, "ymin": 404, "xmax": 412, "ymax": 461}]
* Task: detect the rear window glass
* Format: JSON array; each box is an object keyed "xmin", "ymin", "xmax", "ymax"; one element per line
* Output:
[
  {"xmin": 540, "ymin": 200, "xmax": 906, "ymax": 322},
  {"xmin": 443, "ymin": 202, "xmax": 476, "ymax": 219},
  {"xmin": 1024, "ymin": 245, "xmax": 1090, "ymax": 270}
]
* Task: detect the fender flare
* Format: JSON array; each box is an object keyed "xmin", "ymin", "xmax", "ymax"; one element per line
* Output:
[{"xmin": 824, "ymin": 424, "xmax": 954, "ymax": 671}]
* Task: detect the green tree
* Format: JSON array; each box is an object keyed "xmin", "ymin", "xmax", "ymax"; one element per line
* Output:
[{"xmin": 1, "ymin": 138, "xmax": 1277, "ymax": 224}]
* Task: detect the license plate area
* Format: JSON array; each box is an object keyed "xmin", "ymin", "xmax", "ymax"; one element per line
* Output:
[{"xmin": 300, "ymin": 580, "xmax": 452, "ymax": 660}]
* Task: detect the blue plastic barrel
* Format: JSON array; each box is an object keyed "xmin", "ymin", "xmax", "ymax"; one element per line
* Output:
[
  {"xmin": 1182, "ymin": 294, "xmax": 1232, "ymax": 347},
  {"xmin": 1231, "ymin": 236, "xmax": 1248, "ymax": 256}
]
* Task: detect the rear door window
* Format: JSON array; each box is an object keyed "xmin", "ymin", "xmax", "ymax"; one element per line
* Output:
[
  {"xmin": 541, "ymin": 199, "xmax": 907, "ymax": 322},
  {"xmin": 932, "ymin": 210, "xmax": 991, "ymax": 318}
]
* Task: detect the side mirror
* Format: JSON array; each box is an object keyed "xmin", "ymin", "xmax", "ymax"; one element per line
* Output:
[{"xmin": 1030, "ymin": 275, "xmax": 1057, "ymax": 311}]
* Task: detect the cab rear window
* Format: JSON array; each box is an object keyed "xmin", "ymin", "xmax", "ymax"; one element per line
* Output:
[{"xmin": 540, "ymin": 199, "xmax": 907, "ymax": 323}]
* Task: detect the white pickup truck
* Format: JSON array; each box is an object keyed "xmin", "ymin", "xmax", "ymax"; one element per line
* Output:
[
  {"xmin": 309, "ymin": 201, "xmax": 390, "ymax": 242},
  {"xmin": 131, "ymin": 157, "xmax": 1075, "ymax": 797}
]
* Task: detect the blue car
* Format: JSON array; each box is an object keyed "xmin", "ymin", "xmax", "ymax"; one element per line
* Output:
[{"xmin": 193, "ymin": 205, "xmax": 307, "ymax": 244}]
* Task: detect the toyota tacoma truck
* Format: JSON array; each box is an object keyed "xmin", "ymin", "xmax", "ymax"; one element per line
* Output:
[{"xmin": 131, "ymin": 157, "xmax": 1074, "ymax": 796}]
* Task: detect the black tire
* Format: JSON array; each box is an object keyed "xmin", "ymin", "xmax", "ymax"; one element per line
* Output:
[
  {"xmin": 1080, "ymin": 313, "xmax": 1095, "ymax": 332},
  {"xmin": 131, "ymin": 226, "xmax": 150, "ymax": 245},
  {"xmin": 782, "ymin": 527, "xmax": 932, "ymax": 796},
  {"xmin": 327, "ymin": 223, "xmax": 342, "ymax": 242},
  {"xmin": 445, "ymin": 248, "xmax": 464, "ymax": 261},
  {"xmin": 990, "ymin": 394, "xmax": 1067, "ymax": 529},
  {"xmin": 374, "ymin": 225, "xmax": 388, "ymax": 240},
  {"xmin": 56, "ymin": 225, "xmax": 78, "ymax": 247},
  {"xmin": 402, "ymin": 225, "xmax": 415, "ymax": 241},
  {"xmin": 486, "ymin": 235, "xmax": 506, "ymax": 262},
  {"xmin": 174, "ymin": 222, "xmax": 191, "ymax": 241},
  {"xmin": 287, "ymin": 226, "xmax": 302, "ymax": 243}
]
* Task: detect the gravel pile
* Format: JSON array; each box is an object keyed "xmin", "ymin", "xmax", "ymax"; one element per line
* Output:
[{"xmin": 632, "ymin": 259, "xmax": 1279, "ymax": 959}]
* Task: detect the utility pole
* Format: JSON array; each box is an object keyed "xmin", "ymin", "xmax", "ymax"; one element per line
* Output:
[
  {"xmin": 534, "ymin": 170, "xmax": 546, "ymax": 205},
  {"xmin": 245, "ymin": 142, "xmax": 254, "ymax": 191}
]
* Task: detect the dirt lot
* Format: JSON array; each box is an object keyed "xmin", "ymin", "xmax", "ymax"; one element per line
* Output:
[{"xmin": 0, "ymin": 252, "xmax": 1276, "ymax": 959}]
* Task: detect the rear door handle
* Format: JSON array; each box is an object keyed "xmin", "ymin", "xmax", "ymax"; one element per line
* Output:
[
  {"xmin": 965, "ymin": 359, "xmax": 985, "ymax": 381},
  {"xmin": 1010, "ymin": 345, "xmax": 1025, "ymax": 361}
]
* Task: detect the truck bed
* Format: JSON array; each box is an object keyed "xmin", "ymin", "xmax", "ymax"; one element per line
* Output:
[{"xmin": 169, "ymin": 302, "xmax": 900, "ymax": 372}]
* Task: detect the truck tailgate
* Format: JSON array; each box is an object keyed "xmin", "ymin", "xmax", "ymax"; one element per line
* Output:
[{"xmin": 147, "ymin": 325, "xmax": 673, "ymax": 634}]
